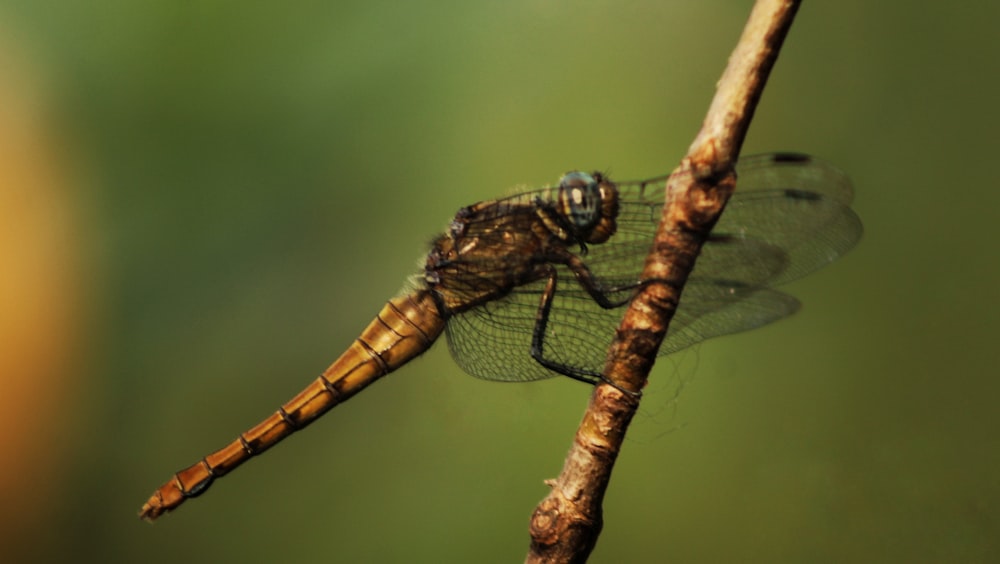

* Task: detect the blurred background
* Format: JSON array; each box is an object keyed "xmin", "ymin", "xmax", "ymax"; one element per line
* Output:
[{"xmin": 1, "ymin": 1, "xmax": 997, "ymax": 562}]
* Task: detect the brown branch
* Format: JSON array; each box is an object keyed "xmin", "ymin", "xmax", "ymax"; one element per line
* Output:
[{"xmin": 525, "ymin": 1, "xmax": 802, "ymax": 562}]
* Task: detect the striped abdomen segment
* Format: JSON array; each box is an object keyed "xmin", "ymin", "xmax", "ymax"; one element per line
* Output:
[{"xmin": 139, "ymin": 290, "xmax": 444, "ymax": 521}]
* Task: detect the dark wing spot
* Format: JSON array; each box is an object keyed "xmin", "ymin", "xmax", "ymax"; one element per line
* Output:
[
  {"xmin": 783, "ymin": 188, "xmax": 823, "ymax": 201},
  {"xmin": 770, "ymin": 152, "xmax": 811, "ymax": 164}
]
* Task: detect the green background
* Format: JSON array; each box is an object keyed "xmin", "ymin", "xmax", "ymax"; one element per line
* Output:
[{"xmin": 2, "ymin": 1, "xmax": 997, "ymax": 562}]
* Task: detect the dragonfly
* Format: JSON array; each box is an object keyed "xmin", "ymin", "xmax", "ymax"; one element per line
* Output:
[{"xmin": 139, "ymin": 152, "xmax": 862, "ymax": 521}]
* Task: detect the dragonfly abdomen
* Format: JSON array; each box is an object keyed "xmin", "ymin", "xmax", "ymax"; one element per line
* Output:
[{"xmin": 139, "ymin": 290, "xmax": 445, "ymax": 521}]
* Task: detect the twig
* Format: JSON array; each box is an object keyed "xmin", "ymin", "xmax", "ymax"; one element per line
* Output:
[{"xmin": 525, "ymin": 1, "xmax": 802, "ymax": 562}]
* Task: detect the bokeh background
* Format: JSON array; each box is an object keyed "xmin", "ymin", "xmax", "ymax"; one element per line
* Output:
[{"xmin": 1, "ymin": 1, "xmax": 997, "ymax": 562}]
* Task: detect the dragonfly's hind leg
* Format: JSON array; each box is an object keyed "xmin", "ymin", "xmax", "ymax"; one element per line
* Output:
[
  {"xmin": 528, "ymin": 266, "xmax": 599, "ymax": 384},
  {"xmin": 528, "ymin": 265, "xmax": 640, "ymax": 397}
]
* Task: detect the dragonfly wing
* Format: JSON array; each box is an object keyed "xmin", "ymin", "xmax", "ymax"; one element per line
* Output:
[
  {"xmin": 447, "ymin": 154, "xmax": 862, "ymax": 380},
  {"xmin": 735, "ymin": 153, "xmax": 855, "ymax": 204},
  {"xmin": 661, "ymin": 285, "xmax": 801, "ymax": 355},
  {"xmin": 445, "ymin": 266, "xmax": 631, "ymax": 382},
  {"xmin": 658, "ymin": 234, "xmax": 795, "ymax": 354},
  {"xmin": 611, "ymin": 153, "xmax": 862, "ymax": 354},
  {"xmin": 445, "ymin": 280, "xmax": 554, "ymax": 382},
  {"xmin": 715, "ymin": 155, "xmax": 863, "ymax": 286}
]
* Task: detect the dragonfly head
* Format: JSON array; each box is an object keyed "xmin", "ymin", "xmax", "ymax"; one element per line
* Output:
[{"xmin": 556, "ymin": 171, "xmax": 619, "ymax": 245}]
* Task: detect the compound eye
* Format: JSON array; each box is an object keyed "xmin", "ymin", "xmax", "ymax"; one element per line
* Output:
[{"xmin": 558, "ymin": 171, "xmax": 601, "ymax": 233}]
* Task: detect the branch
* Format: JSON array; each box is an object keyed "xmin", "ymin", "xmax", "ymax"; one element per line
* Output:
[{"xmin": 525, "ymin": 1, "xmax": 802, "ymax": 562}]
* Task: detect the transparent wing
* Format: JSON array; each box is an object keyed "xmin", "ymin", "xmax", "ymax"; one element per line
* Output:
[
  {"xmin": 446, "ymin": 269, "xmax": 628, "ymax": 382},
  {"xmin": 445, "ymin": 154, "xmax": 863, "ymax": 381}
]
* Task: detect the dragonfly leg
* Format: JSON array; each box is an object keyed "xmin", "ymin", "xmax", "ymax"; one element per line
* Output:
[
  {"xmin": 528, "ymin": 265, "xmax": 640, "ymax": 397},
  {"xmin": 529, "ymin": 266, "xmax": 600, "ymax": 385},
  {"xmin": 559, "ymin": 251, "xmax": 646, "ymax": 309}
]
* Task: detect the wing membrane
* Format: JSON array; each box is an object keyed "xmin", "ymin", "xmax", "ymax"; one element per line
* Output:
[{"xmin": 445, "ymin": 154, "xmax": 862, "ymax": 381}]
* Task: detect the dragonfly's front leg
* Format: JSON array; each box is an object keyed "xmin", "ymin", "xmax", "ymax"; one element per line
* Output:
[{"xmin": 559, "ymin": 251, "xmax": 648, "ymax": 309}]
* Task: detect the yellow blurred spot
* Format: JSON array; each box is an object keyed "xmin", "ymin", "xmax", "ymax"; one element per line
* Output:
[{"xmin": 0, "ymin": 28, "xmax": 85, "ymax": 549}]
